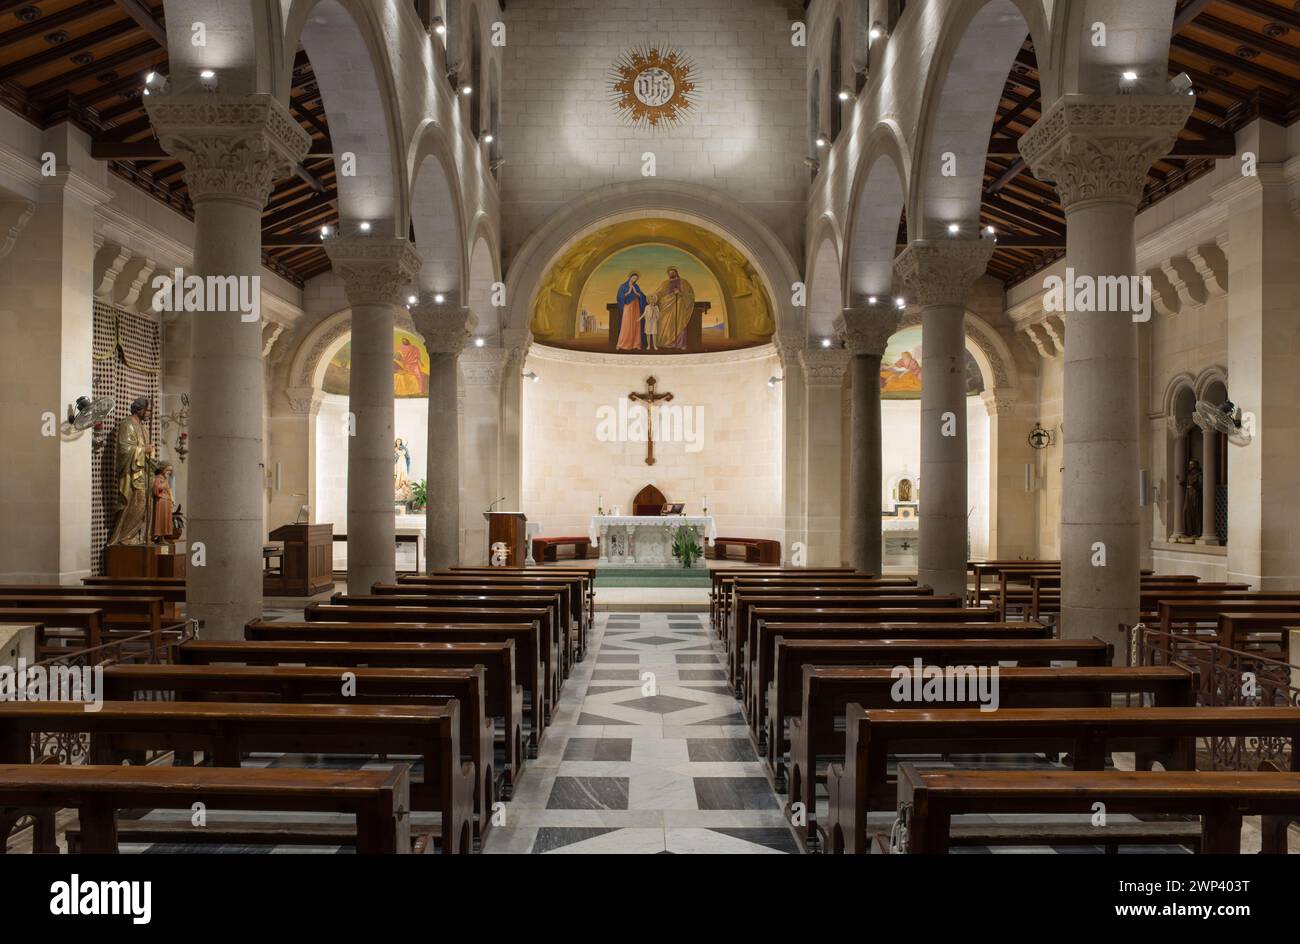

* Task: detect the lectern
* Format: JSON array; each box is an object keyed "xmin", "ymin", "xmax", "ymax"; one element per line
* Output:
[
  {"xmin": 265, "ymin": 523, "xmax": 334, "ymax": 596},
  {"xmin": 483, "ymin": 512, "xmax": 527, "ymax": 568}
]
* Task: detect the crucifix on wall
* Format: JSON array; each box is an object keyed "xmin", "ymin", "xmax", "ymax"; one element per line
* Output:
[{"xmin": 629, "ymin": 375, "xmax": 673, "ymax": 466}]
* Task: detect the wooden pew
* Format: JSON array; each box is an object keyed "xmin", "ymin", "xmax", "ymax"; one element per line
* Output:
[
  {"xmin": 892, "ymin": 765, "xmax": 1300, "ymax": 854},
  {"xmin": 0, "ymin": 763, "xmax": 414, "ymax": 854},
  {"xmin": 1157, "ymin": 595, "xmax": 1300, "ymax": 643},
  {"xmin": 247, "ymin": 619, "xmax": 549, "ymax": 754},
  {"xmin": 1027, "ymin": 575, "xmax": 1234, "ymax": 623},
  {"xmin": 82, "ymin": 576, "xmax": 185, "ymax": 587},
  {"xmin": 749, "ymin": 619, "xmax": 1052, "ymax": 740},
  {"xmin": 307, "ymin": 600, "xmax": 559, "ymax": 707},
  {"xmin": 447, "ymin": 566, "xmax": 596, "ymax": 624},
  {"xmin": 0, "ymin": 607, "xmax": 104, "ymax": 656},
  {"xmin": 390, "ymin": 573, "xmax": 588, "ymax": 661},
  {"xmin": 1217, "ymin": 611, "xmax": 1300, "ymax": 656},
  {"xmin": 789, "ymin": 662, "xmax": 1192, "ymax": 849},
  {"xmin": 0, "ymin": 700, "xmax": 476, "ymax": 853},
  {"xmin": 737, "ymin": 599, "xmax": 980, "ymax": 698},
  {"xmin": 970, "ymin": 561, "xmax": 1058, "ymax": 606},
  {"xmin": 0, "ymin": 594, "xmax": 166, "ymax": 645},
  {"xmin": 100, "ymin": 663, "xmax": 497, "ymax": 845},
  {"xmin": 334, "ymin": 590, "xmax": 570, "ymax": 678},
  {"xmin": 827, "ymin": 705, "xmax": 1300, "ymax": 853},
  {"xmin": 5, "ymin": 582, "xmax": 185, "ymax": 618},
  {"xmin": 709, "ymin": 567, "xmax": 857, "ymax": 628},
  {"xmin": 177, "ymin": 638, "xmax": 526, "ymax": 789},
  {"xmin": 719, "ymin": 576, "xmax": 917, "ymax": 640}
]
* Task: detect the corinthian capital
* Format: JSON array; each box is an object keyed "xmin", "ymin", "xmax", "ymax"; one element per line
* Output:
[
  {"xmin": 411, "ymin": 301, "xmax": 476, "ymax": 355},
  {"xmin": 837, "ymin": 302, "xmax": 898, "ymax": 356},
  {"xmin": 1018, "ymin": 94, "xmax": 1194, "ymax": 211},
  {"xmin": 894, "ymin": 238, "xmax": 994, "ymax": 309},
  {"xmin": 145, "ymin": 93, "xmax": 310, "ymax": 209},
  {"xmin": 798, "ymin": 348, "xmax": 850, "ymax": 386},
  {"xmin": 325, "ymin": 237, "xmax": 422, "ymax": 308}
]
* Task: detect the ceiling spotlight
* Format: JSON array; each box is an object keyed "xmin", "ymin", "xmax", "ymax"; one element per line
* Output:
[
  {"xmin": 1121, "ymin": 70, "xmax": 1138, "ymax": 82},
  {"xmin": 358, "ymin": 221, "xmax": 371, "ymax": 233},
  {"xmin": 837, "ymin": 88, "xmax": 852, "ymax": 102},
  {"xmin": 433, "ymin": 293, "xmax": 445, "ymax": 304},
  {"xmin": 820, "ymin": 338, "xmax": 832, "ymax": 349},
  {"xmin": 461, "ymin": 85, "xmax": 473, "ymax": 96},
  {"xmin": 199, "ymin": 69, "xmax": 215, "ymax": 79},
  {"xmin": 815, "ymin": 133, "xmax": 828, "ymax": 148},
  {"xmin": 985, "ymin": 225, "xmax": 996, "ymax": 236},
  {"xmin": 947, "ymin": 223, "xmax": 960, "ymax": 235},
  {"xmin": 894, "ymin": 297, "xmax": 906, "ymax": 310},
  {"xmin": 869, "ymin": 22, "xmax": 886, "ymax": 41},
  {"xmin": 474, "ymin": 337, "xmax": 485, "ymax": 348},
  {"xmin": 407, "ymin": 295, "xmax": 417, "ymax": 305},
  {"xmin": 319, "ymin": 225, "xmax": 331, "ymax": 239},
  {"xmin": 483, "ymin": 133, "xmax": 494, "ymax": 144},
  {"xmin": 145, "ymin": 72, "xmax": 157, "ymax": 84},
  {"xmin": 431, "ymin": 16, "xmax": 446, "ymax": 36},
  {"xmin": 867, "ymin": 295, "xmax": 878, "ymax": 305}
]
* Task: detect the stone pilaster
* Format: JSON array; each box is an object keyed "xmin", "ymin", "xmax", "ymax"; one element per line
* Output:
[
  {"xmin": 837, "ymin": 303, "xmax": 897, "ymax": 574},
  {"xmin": 1020, "ymin": 94, "xmax": 1193, "ymax": 651},
  {"xmin": 325, "ymin": 236, "xmax": 422, "ymax": 593},
  {"xmin": 895, "ymin": 237, "xmax": 994, "ymax": 597},
  {"xmin": 146, "ymin": 93, "xmax": 309, "ymax": 639},
  {"xmin": 460, "ymin": 346, "xmax": 511, "ymax": 563},
  {"xmin": 412, "ymin": 300, "xmax": 475, "ymax": 571},
  {"xmin": 799, "ymin": 347, "xmax": 850, "ymax": 566}
]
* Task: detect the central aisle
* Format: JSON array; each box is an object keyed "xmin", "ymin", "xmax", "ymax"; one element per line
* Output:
[{"xmin": 482, "ymin": 610, "xmax": 800, "ymax": 854}]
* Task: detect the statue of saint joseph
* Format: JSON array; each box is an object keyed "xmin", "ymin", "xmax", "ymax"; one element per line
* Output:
[{"xmin": 106, "ymin": 396, "xmax": 159, "ymax": 546}]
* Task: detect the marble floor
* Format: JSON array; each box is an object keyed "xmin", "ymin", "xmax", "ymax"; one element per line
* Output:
[{"xmin": 481, "ymin": 609, "xmax": 801, "ymax": 854}]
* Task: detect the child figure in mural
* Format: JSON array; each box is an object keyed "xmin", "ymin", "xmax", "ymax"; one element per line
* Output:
[
  {"xmin": 642, "ymin": 300, "xmax": 660, "ymax": 351},
  {"xmin": 150, "ymin": 463, "xmax": 177, "ymax": 543}
]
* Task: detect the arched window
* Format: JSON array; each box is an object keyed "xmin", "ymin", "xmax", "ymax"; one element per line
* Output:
[
  {"xmin": 809, "ymin": 68, "xmax": 821, "ymax": 169},
  {"xmin": 829, "ymin": 19, "xmax": 843, "ymax": 141}
]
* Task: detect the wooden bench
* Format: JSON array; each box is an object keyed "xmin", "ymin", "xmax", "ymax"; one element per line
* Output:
[
  {"xmin": 827, "ymin": 705, "xmax": 1300, "ymax": 854},
  {"xmin": 177, "ymin": 638, "xmax": 526, "ymax": 791},
  {"xmin": 1026, "ymin": 575, "xmax": 1236, "ymax": 623},
  {"xmin": 969, "ymin": 561, "xmax": 1059, "ymax": 606},
  {"xmin": 0, "ymin": 700, "xmax": 476, "ymax": 853},
  {"xmin": 1216, "ymin": 611, "xmax": 1300, "ymax": 656},
  {"xmin": 387, "ymin": 574, "xmax": 588, "ymax": 662},
  {"xmin": 710, "ymin": 537, "xmax": 781, "ymax": 565},
  {"xmin": 749, "ymin": 619, "xmax": 1052, "ymax": 741},
  {"xmin": 100, "ymin": 663, "xmax": 497, "ymax": 845},
  {"xmin": 0, "ymin": 594, "xmax": 166, "ymax": 647},
  {"xmin": 719, "ymin": 577, "xmax": 918, "ymax": 642},
  {"xmin": 446, "ymin": 566, "xmax": 596, "ymax": 624},
  {"xmin": 709, "ymin": 567, "xmax": 858, "ymax": 629},
  {"xmin": 788, "ymin": 662, "xmax": 1191, "ymax": 849},
  {"xmin": 8, "ymin": 582, "xmax": 185, "ymax": 617},
  {"xmin": 248, "ymin": 619, "xmax": 549, "ymax": 754},
  {"xmin": 0, "ymin": 763, "xmax": 414, "ymax": 854},
  {"xmin": 1158, "ymin": 595, "xmax": 1300, "ymax": 641},
  {"xmin": 892, "ymin": 765, "xmax": 1300, "ymax": 854},
  {"xmin": 0, "ymin": 607, "xmax": 104, "ymax": 657},
  {"xmin": 530, "ymin": 535, "xmax": 591, "ymax": 562}
]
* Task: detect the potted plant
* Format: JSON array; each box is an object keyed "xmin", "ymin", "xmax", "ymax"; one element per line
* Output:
[
  {"xmin": 673, "ymin": 525, "xmax": 702, "ymax": 569},
  {"xmin": 408, "ymin": 479, "xmax": 428, "ymax": 512}
]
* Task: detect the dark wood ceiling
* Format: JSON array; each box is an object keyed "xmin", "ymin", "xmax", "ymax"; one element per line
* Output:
[{"xmin": 2, "ymin": 0, "xmax": 1297, "ymax": 289}]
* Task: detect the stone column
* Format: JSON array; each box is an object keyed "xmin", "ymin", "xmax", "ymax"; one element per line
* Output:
[
  {"xmin": 838, "ymin": 304, "xmax": 897, "ymax": 574},
  {"xmin": 324, "ymin": 237, "xmax": 421, "ymax": 593},
  {"xmin": 411, "ymin": 300, "xmax": 474, "ymax": 571},
  {"xmin": 500, "ymin": 328, "xmax": 532, "ymax": 514},
  {"xmin": 982, "ymin": 388, "xmax": 1036, "ymax": 561},
  {"xmin": 1020, "ymin": 94, "xmax": 1193, "ymax": 650},
  {"xmin": 775, "ymin": 333, "xmax": 808, "ymax": 563},
  {"xmin": 147, "ymin": 94, "xmax": 309, "ymax": 638},
  {"xmin": 1200, "ymin": 429, "xmax": 1219, "ymax": 545},
  {"xmin": 1168, "ymin": 417, "xmax": 1190, "ymax": 539},
  {"xmin": 895, "ymin": 238, "xmax": 994, "ymax": 597},
  {"xmin": 460, "ymin": 347, "xmax": 510, "ymax": 563},
  {"xmin": 798, "ymin": 348, "xmax": 850, "ymax": 566}
]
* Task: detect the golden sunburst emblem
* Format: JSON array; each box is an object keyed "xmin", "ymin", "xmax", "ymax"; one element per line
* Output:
[{"xmin": 608, "ymin": 44, "xmax": 697, "ymax": 130}]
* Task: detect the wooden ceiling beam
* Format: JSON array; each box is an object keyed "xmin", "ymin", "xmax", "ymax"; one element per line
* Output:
[
  {"xmin": 1171, "ymin": 35, "xmax": 1298, "ymax": 89},
  {"xmin": 0, "ymin": 0, "xmax": 115, "ymax": 44},
  {"xmin": 1221, "ymin": 0, "xmax": 1300, "ymax": 32},
  {"xmin": 0, "ymin": 18, "xmax": 138, "ymax": 82},
  {"xmin": 112, "ymin": 0, "xmax": 167, "ymax": 46}
]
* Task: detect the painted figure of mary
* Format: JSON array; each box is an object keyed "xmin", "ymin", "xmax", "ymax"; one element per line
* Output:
[{"xmin": 616, "ymin": 272, "xmax": 647, "ymax": 351}]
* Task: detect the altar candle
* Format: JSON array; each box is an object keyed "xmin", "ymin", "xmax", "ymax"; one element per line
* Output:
[{"xmin": 598, "ymin": 494, "xmax": 602, "ymax": 510}]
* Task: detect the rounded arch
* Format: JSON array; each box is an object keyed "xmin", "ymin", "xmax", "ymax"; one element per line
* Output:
[
  {"xmin": 896, "ymin": 308, "xmax": 1021, "ymax": 395},
  {"xmin": 909, "ymin": 0, "xmax": 1042, "ymax": 238},
  {"xmin": 844, "ymin": 120, "xmax": 909, "ymax": 305},
  {"xmin": 1195, "ymin": 366, "xmax": 1229, "ymax": 404},
  {"xmin": 407, "ymin": 119, "xmax": 468, "ymax": 297},
  {"xmin": 283, "ymin": 0, "xmax": 409, "ymax": 236},
  {"xmin": 466, "ymin": 230, "xmax": 501, "ymax": 339},
  {"xmin": 504, "ymin": 181, "xmax": 802, "ymax": 340},
  {"xmin": 806, "ymin": 222, "xmax": 842, "ymax": 342},
  {"xmin": 1162, "ymin": 370, "xmax": 1198, "ymax": 418}
]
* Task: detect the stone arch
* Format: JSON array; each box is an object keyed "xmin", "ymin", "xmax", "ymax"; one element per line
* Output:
[
  {"xmin": 284, "ymin": 0, "xmax": 409, "ymax": 237},
  {"xmin": 157, "ymin": 0, "xmax": 281, "ymax": 95},
  {"xmin": 1052, "ymin": 1, "xmax": 1176, "ymax": 98},
  {"xmin": 895, "ymin": 308, "xmax": 1019, "ymax": 395},
  {"xmin": 503, "ymin": 181, "xmax": 802, "ymax": 340},
  {"xmin": 466, "ymin": 231, "xmax": 501, "ymax": 340},
  {"xmin": 806, "ymin": 220, "xmax": 843, "ymax": 342},
  {"xmin": 844, "ymin": 120, "xmax": 909, "ymax": 305},
  {"xmin": 289, "ymin": 309, "xmax": 354, "ymax": 394},
  {"xmin": 407, "ymin": 120, "xmax": 468, "ymax": 297},
  {"xmin": 1194, "ymin": 365, "xmax": 1229, "ymax": 404},
  {"xmin": 1162, "ymin": 370, "xmax": 1198, "ymax": 418},
  {"xmin": 909, "ymin": 0, "xmax": 1049, "ymax": 238}
]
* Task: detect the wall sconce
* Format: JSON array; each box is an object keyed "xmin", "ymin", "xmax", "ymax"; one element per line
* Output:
[
  {"xmin": 430, "ymin": 16, "xmax": 446, "ymax": 37},
  {"xmin": 523, "ymin": 370, "xmax": 540, "ymax": 384},
  {"xmin": 767, "ymin": 376, "xmax": 783, "ymax": 388},
  {"xmin": 869, "ymin": 21, "xmax": 888, "ymax": 41},
  {"xmin": 814, "ymin": 132, "xmax": 828, "ymax": 149}
]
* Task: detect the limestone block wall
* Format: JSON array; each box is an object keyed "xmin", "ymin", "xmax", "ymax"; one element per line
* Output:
[
  {"xmin": 519, "ymin": 345, "xmax": 785, "ymax": 543},
  {"xmin": 498, "ymin": 0, "xmax": 808, "ymax": 265}
]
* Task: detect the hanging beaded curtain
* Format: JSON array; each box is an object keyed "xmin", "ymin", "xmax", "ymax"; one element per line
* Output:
[{"xmin": 91, "ymin": 302, "xmax": 160, "ymax": 574}]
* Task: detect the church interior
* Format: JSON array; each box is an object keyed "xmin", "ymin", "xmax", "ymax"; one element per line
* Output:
[{"xmin": 1, "ymin": 0, "xmax": 1300, "ymax": 869}]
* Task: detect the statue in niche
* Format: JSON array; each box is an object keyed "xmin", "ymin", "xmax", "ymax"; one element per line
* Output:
[
  {"xmin": 394, "ymin": 438, "xmax": 412, "ymax": 501},
  {"xmin": 106, "ymin": 396, "xmax": 160, "ymax": 546},
  {"xmin": 150, "ymin": 463, "xmax": 181, "ymax": 543},
  {"xmin": 898, "ymin": 478, "xmax": 913, "ymax": 503},
  {"xmin": 1178, "ymin": 458, "xmax": 1203, "ymax": 539}
]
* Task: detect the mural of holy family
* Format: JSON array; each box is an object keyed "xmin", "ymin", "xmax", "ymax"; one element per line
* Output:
[{"xmin": 615, "ymin": 267, "xmax": 696, "ymax": 351}]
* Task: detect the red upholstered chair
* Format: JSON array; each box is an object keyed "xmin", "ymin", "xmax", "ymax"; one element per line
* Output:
[{"xmin": 632, "ymin": 484, "xmax": 668, "ymax": 517}]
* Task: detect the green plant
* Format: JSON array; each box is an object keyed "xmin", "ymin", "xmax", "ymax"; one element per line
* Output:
[
  {"xmin": 409, "ymin": 479, "xmax": 428, "ymax": 510},
  {"xmin": 673, "ymin": 525, "xmax": 702, "ymax": 569}
]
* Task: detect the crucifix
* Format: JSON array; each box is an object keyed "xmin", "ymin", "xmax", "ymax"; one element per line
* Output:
[{"xmin": 629, "ymin": 375, "xmax": 673, "ymax": 466}]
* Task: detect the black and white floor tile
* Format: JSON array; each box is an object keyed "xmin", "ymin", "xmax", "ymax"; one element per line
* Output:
[{"xmin": 482, "ymin": 611, "xmax": 800, "ymax": 854}]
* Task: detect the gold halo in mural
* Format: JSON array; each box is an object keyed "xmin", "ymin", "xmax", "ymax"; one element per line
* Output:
[{"xmin": 607, "ymin": 44, "xmax": 697, "ymax": 130}]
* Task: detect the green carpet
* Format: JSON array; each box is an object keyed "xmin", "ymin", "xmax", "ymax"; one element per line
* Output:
[{"xmin": 594, "ymin": 566, "xmax": 712, "ymax": 588}]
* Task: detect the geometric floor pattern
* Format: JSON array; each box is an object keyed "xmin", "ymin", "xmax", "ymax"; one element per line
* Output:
[{"xmin": 481, "ymin": 610, "xmax": 801, "ymax": 854}]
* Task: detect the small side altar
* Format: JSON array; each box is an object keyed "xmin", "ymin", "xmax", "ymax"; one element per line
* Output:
[{"xmin": 589, "ymin": 515, "xmax": 716, "ymax": 567}]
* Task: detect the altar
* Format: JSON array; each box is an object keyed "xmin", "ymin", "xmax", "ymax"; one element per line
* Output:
[{"xmin": 589, "ymin": 515, "xmax": 716, "ymax": 567}]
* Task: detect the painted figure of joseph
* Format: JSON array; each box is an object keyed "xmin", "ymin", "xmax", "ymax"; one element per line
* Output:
[{"xmin": 649, "ymin": 266, "xmax": 696, "ymax": 350}]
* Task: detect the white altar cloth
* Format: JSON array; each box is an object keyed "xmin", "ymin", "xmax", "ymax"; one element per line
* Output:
[{"xmin": 589, "ymin": 515, "xmax": 716, "ymax": 567}]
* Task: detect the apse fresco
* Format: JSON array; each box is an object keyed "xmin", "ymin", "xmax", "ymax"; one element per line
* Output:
[
  {"xmin": 322, "ymin": 328, "xmax": 431, "ymax": 398},
  {"xmin": 880, "ymin": 326, "xmax": 985, "ymax": 399},
  {"xmin": 529, "ymin": 218, "xmax": 775, "ymax": 355}
]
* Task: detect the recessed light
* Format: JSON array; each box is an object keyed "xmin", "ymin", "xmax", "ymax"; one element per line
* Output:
[
  {"xmin": 821, "ymin": 338, "xmax": 832, "ymax": 348},
  {"xmin": 434, "ymin": 293, "xmax": 445, "ymax": 304},
  {"xmin": 947, "ymin": 223, "xmax": 960, "ymax": 235},
  {"xmin": 1121, "ymin": 70, "xmax": 1138, "ymax": 82},
  {"xmin": 359, "ymin": 221, "xmax": 371, "ymax": 232},
  {"xmin": 474, "ymin": 338, "xmax": 485, "ymax": 348},
  {"xmin": 200, "ymin": 69, "xmax": 215, "ymax": 79}
]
